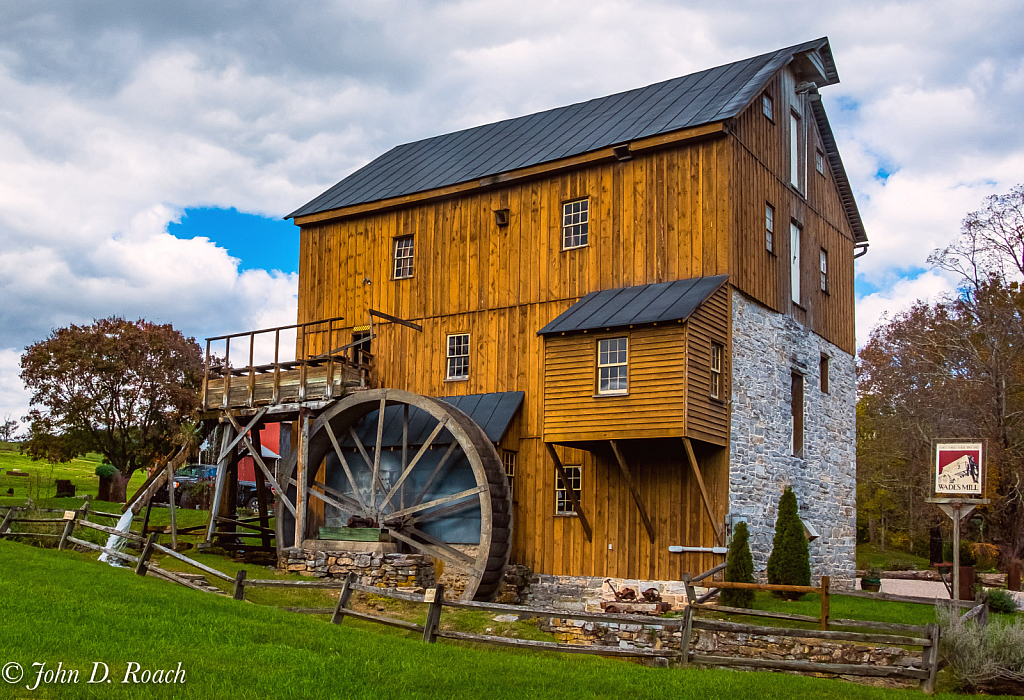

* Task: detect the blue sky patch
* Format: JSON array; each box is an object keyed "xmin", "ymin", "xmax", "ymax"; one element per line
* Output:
[{"xmin": 168, "ymin": 207, "xmax": 299, "ymax": 274}]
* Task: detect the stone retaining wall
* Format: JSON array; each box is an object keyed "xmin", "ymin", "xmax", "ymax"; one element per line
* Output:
[
  {"xmin": 538, "ymin": 617, "xmax": 921, "ymax": 687},
  {"xmin": 526, "ymin": 573, "xmax": 690, "ymax": 611},
  {"xmin": 278, "ymin": 547, "xmax": 436, "ymax": 589}
]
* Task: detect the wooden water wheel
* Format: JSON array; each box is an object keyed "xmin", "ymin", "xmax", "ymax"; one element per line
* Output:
[{"xmin": 276, "ymin": 389, "xmax": 512, "ymax": 601}]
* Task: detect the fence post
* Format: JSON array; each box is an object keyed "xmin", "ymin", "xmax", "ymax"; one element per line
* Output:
[
  {"xmin": 0, "ymin": 508, "xmax": 14, "ymax": 535},
  {"xmin": 679, "ymin": 605, "xmax": 694, "ymax": 667},
  {"xmin": 233, "ymin": 570, "xmax": 247, "ymax": 601},
  {"xmin": 921, "ymin": 622, "xmax": 940, "ymax": 694},
  {"xmin": 135, "ymin": 534, "xmax": 158, "ymax": 576},
  {"xmin": 331, "ymin": 573, "xmax": 354, "ymax": 624},
  {"xmin": 58, "ymin": 512, "xmax": 77, "ymax": 550},
  {"xmin": 682, "ymin": 573, "xmax": 697, "ymax": 606},
  {"xmin": 422, "ymin": 583, "xmax": 446, "ymax": 643},
  {"xmin": 820, "ymin": 576, "xmax": 830, "ymax": 630}
]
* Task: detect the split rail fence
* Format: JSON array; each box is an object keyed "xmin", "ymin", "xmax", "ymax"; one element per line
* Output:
[{"xmin": 3, "ymin": 511, "xmax": 971, "ymax": 693}]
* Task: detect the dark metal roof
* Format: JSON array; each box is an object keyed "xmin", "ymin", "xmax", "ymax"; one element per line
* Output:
[
  {"xmin": 288, "ymin": 38, "xmax": 840, "ymax": 220},
  {"xmin": 343, "ymin": 391, "xmax": 524, "ymax": 448},
  {"xmin": 537, "ymin": 276, "xmax": 729, "ymax": 336}
]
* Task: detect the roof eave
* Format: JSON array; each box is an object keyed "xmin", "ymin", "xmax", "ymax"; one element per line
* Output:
[{"xmin": 808, "ymin": 93, "xmax": 868, "ymax": 244}]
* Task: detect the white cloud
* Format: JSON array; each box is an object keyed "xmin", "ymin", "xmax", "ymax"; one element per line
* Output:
[{"xmin": 855, "ymin": 270, "xmax": 958, "ymax": 349}]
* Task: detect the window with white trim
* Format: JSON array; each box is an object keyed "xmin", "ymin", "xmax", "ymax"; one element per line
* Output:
[
  {"xmin": 597, "ymin": 337, "xmax": 628, "ymax": 395},
  {"xmin": 815, "ymin": 149, "xmax": 825, "ymax": 175},
  {"xmin": 790, "ymin": 221, "xmax": 801, "ymax": 305},
  {"xmin": 562, "ymin": 199, "xmax": 589, "ymax": 249},
  {"xmin": 555, "ymin": 465, "xmax": 582, "ymax": 515},
  {"xmin": 503, "ymin": 450, "xmax": 516, "ymax": 500},
  {"xmin": 820, "ymin": 248, "xmax": 829, "ymax": 293},
  {"xmin": 765, "ymin": 203, "xmax": 775, "ymax": 253},
  {"xmin": 762, "ymin": 93, "xmax": 773, "ymax": 121},
  {"xmin": 393, "ymin": 236, "xmax": 414, "ymax": 279},
  {"xmin": 445, "ymin": 333, "xmax": 469, "ymax": 380},
  {"xmin": 710, "ymin": 342, "xmax": 723, "ymax": 400}
]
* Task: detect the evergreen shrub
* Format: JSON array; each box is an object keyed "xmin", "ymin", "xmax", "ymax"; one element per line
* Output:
[
  {"xmin": 765, "ymin": 487, "xmax": 811, "ymax": 599},
  {"xmin": 720, "ymin": 521, "xmax": 755, "ymax": 608}
]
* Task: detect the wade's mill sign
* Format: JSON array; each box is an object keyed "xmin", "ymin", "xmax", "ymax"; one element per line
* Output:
[{"xmin": 934, "ymin": 442, "xmax": 984, "ymax": 495}]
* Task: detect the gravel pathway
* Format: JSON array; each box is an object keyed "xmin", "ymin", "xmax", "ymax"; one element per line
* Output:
[{"xmin": 855, "ymin": 577, "xmax": 1024, "ymax": 607}]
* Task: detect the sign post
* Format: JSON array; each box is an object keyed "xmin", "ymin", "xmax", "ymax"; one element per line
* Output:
[{"xmin": 927, "ymin": 440, "xmax": 988, "ymax": 600}]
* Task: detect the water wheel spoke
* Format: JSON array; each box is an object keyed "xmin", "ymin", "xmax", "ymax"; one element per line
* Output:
[
  {"xmin": 411, "ymin": 440, "xmax": 461, "ymax": 506},
  {"xmin": 385, "ymin": 485, "xmax": 487, "ymax": 521},
  {"xmin": 370, "ymin": 397, "xmax": 386, "ymax": 511},
  {"xmin": 379, "ymin": 417, "xmax": 449, "ymax": 512},
  {"xmin": 396, "ymin": 496, "xmax": 480, "ymax": 523},
  {"xmin": 323, "ymin": 421, "xmax": 368, "ymax": 515},
  {"xmin": 299, "ymin": 479, "xmax": 363, "ymax": 514},
  {"xmin": 347, "ymin": 425, "xmax": 391, "ymax": 506},
  {"xmin": 388, "ymin": 527, "xmax": 480, "ymax": 573}
]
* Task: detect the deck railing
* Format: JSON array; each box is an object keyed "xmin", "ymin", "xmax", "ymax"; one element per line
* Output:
[{"xmin": 201, "ymin": 316, "xmax": 372, "ymax": 410}]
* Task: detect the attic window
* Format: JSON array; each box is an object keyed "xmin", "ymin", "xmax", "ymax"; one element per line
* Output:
[
  {"xmin": 562, "ymin": 199, "xmax": 589, "ymax": 249},
  {"xmin": 815, "ymin": 149, "xmax": 825, "ymax": 175},
  {"xmin": 762, "ymin": 93, "xmax": 774, "ymax": 121}
]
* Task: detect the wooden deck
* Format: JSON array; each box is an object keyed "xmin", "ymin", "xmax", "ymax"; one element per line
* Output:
[{"xmin": 201, "ymin": 316, "xmax": 373, "ymax": 412}]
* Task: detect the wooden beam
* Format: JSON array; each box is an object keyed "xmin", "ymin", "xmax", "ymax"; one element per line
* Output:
[
  {"xmin": 323, "ymin": 421, "xmax": 368, "ymax": 515},
  {"xmin": 379, "ymin": 418, "xmax": 448, "ymax": 512},
  {"xmin": 224, "ymin": 412, "xmax": 296, "ymax": 518},
  {"xmin": 369, "ymin": 309, "xmax": 424, "ymax": 332},
  {"xmin": 545, "ymin": 442, "xmax": 592, "ymax": 542},
  {"xmin": 682, "ymin": 438, "xmax": 724, "ymax": 545},
  {"xmin": 294, "ymin": 410, "xmax": 310, "ymax": 545},
  {"xmin": 609, "ymin": 440, "xmax": 655, "ymax": 542},
  {"xmin": 387, "ymin": 528, "xmax": 483, "ymax": 577},
  {"xmin": 385, "ymin": 485, "xmax": 488, "ymax": 521}
]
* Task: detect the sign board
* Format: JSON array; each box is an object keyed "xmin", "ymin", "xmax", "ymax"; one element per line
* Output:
[
  {"xmin": 424, "ymin": 588, "xmax": 437, "ymax": 604},
  {"xmin": 63, "ymin": 510, "xmax": 76, "ymax": 520},
  {"xmin": 935, "ymin": 442, "xmax": 983, "ymax": 495}
]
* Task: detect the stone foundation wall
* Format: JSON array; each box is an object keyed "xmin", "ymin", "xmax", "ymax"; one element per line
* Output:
[
  {"xmin": 526, "ymin": 574, "xmax": 690, "ymax": 611},
  {"xmin": 538, "ymin": 618, "xmax": 920, "ymax": 687},
  {"xmin": 730, "ymin": 289, "xmax": 857, "ymax": 588},
  {"xmin": 278, "ymin": 547, "xmax": 436, "ymax": 589}
]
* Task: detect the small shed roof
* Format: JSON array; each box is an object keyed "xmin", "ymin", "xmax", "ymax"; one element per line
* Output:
[
  {"xmin": 537, "ymin": 275, "xmax": 728, "ymax": 336},
  {"xmin": 343, "ymin": 391, "xmax": 524, "ymax": 447}
]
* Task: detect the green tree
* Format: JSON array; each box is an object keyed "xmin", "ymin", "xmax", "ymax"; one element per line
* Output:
[
  {"xmin": 20, "ymin": 317, "xmax": 203, "ymax": 502},
  {"xmin": 720, "ymin": 521, "xmax": 755, "ymax": 608},
  {"xmin": 766, "ymin": 487, "xmax": 811, "ymax": 599}
]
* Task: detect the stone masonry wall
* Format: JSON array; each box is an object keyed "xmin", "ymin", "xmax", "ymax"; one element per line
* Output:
[
  {"xmin": 278, "ymin": 547, "xmax": 436, "ymax": 588},
  {"xmin": 730, "ymin": 290, "xmax": 857, "ymax": 587}
]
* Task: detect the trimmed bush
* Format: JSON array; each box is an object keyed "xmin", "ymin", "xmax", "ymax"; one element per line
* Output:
[
  {"xmin": 766, "ymin": 487, "xmax": 811, "ymax": 599},
  {"xmin": 94, "ymin": 462, "xmax": 117, "ymax": 479},
  {"xmin": 986, "ymin": 588, "xmax": 1019, "ymax": 614},
  {"xmin": 721, "ymin": 521, "xmax": 755, "ymax": 608}
]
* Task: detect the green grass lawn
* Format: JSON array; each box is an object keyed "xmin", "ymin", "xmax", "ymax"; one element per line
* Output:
[
  {"xmin": 0, "ymin": 540, "xmax": 972, "ymax": 700},
  {"xmin": 856, "ymin": 543, "xmax": 931, "ymax": 571}
]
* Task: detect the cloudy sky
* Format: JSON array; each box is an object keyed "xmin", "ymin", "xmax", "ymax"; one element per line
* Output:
[{"xmin": 1, "ymin": 0, "xmax": 1022, "ymax": 422}]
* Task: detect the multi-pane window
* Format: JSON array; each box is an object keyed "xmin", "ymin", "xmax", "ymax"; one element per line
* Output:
[
  {"xmin": 762, "ymin": 93, "xmax": 773, "ymax": 121},
  {"xmin": 710, "ymin": 343, "xmax": 723, "ymax": 400},
  {"xmin": 393, "ymin": 236, "xmax": 415, "ymax": 279},
  {"xmin": 555, "ymin": 466, "xmax": 582, "ymax": 515},
  {"xmin": 815, "ymin": 149, "xmax": 825, "ymax": 175},
  {"xmin": 597, "ymin": 337, "xmax": 628, "ymax": 395},
  {"xmin": 765, "ymin": 203, "xmax": 775, "ymax": 252},
  {"xmin": 820, "ymin": 354, "xmax": 830, "ymax": 394},
  {"xmin": 445, "ymin": 333, "xmax": 469, "ymax": 380},
  {"xmin": 820, "ymin": 248, "xmax": 829, "ymax": 293},
  {"xmin": 562, "ymin": 199, "xmax": 589, "ymax": 249},
  {"xmin": 503, "ymin": 450, "xmax": 516, "ymax": 500}
]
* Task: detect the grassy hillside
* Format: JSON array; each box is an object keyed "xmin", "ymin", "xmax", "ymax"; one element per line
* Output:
[{"xmin": 0, "ymin": 540, "xmax": 969, "ymax": 700}]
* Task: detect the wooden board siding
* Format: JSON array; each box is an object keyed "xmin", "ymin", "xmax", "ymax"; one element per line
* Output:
[
  {"xmin": 685, "ymin": 285, "xmax": 730, "ymax": 445},
  {"xmin": 727, "ymin": 69, "xmax": 857, "ymax": 354},
  {"xmin": 542, "ymin": 326, "xmax": 687, "ymax": 443}
]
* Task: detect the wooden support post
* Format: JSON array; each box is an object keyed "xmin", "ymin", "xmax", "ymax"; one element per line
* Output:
[
  {"xmin": 202, "ymin": 338, "xmax": 211, "ymax": 411},
  {"xmin": 609, "ymin": 440, "xmax": 655, "ymax": 542},
  {"xmin": 205, "ymin": 422, "xmax": 236, "ymax": 544},
  {"xmin": 422, "ymin": 583, "xmax": 446, "ymax": 643},
  {"xmin": 820, "ymin": 576, "xmax": 830, "ymax": 630},
  {"xmin": 135, "ymin": 534, "xmax": 158, "ymax": 576},
  {"xmin": 140, "ymin": 497, "xmax": 154, "ymax": 537},
  {"xmin": 233, "ymin": 570, "xmax": 247, "ymax": 601},
  {"xmin": 166, "ymin": 460, "xmax": 177, "ymax": 550},
  {"xmin": 58, "ymin": 513, "xmax": 77, "ymax": 550},
  {"xmin": 331, "ymin": 573, "xmax": 354, "ymax": 624},
  {"xmin": 545, "ymin": 442, "xmax": 592, "ymax": 542},
  {"xmin": 679, "ymin": 605, "xmax": 694, "ymax": 666},
  {"xmin": 922, "ymin": 622, "xmax": 940, "ymax": 694},
  {"xmin": 682, "ymin": 438, "xmax": 724, "ymax": 545},
  {"xmin": 250, "ymin": 427, "xmax": 271, "ymax": 549},
  {"xmin": 221, "ymin": 441, "xmax": 240, "ymax": 541},
  {"xmin": 294, "ymin": 409, "xmax": 310, "ymax": 548},
  {"xmin": 682, "ymin": 573, "xmax": 697, "ymax": 606},
  {"xmin": 81, "ymin": 501, "xmax": 90, "ymax": 520}
]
